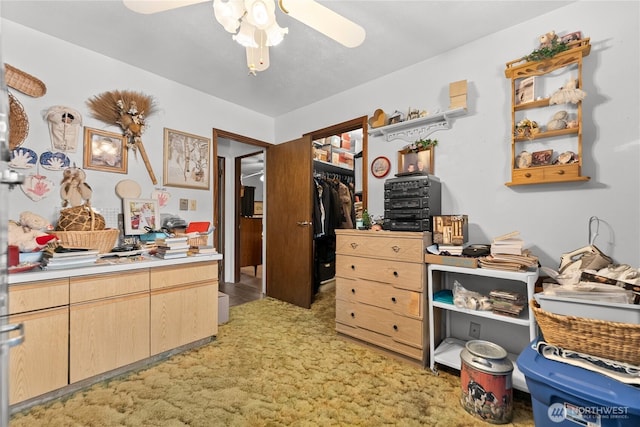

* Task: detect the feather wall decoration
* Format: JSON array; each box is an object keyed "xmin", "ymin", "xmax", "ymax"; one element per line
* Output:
[{"xmin": 86, "ymin": 90, "xmax": 159, "ymax": 184}]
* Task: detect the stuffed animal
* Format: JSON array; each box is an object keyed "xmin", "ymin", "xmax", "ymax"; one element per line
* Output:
[
  {"xmin": 60, "ymin": 166, "xmax": 93, "ymax": 207},
  {"xmin": 8, "ymin": 211, "xmax": 56, "ymax": 252},
  {"xmin": 549, "ymin": 77, "xmax": 586, "ymax": 105},
  {"xmin": 539, "ymin": 31, "xmax": 558, "ymax": 48}
]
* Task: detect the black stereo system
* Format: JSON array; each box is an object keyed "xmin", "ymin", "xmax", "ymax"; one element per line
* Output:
[{"xmin": 383, "ymin": 174, "xmax": 441, "ymax": 232}]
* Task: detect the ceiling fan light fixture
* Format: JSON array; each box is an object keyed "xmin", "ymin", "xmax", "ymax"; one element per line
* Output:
[
  {"xmin": 246, "ymin": 30, "xmax": 270, "ymax": 75},
  {"xmin": 264, "ymin": 22, "xmax": 288, "ymax": 46},
  {"xmin": 245, "ymin": 0, "xmax": 275, "ymax": 29},
  {"xmin": 213, "ymin": 0, "xmax": 244, "ymax": 33},
  {"xmin": 233, "ymin": 20, "xmax": 259, "ymax": 48}
]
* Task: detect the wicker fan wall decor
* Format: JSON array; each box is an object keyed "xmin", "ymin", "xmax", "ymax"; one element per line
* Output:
[{"xmin": 86, "ymin": 90, "xmax": 158, "ymax": 184}]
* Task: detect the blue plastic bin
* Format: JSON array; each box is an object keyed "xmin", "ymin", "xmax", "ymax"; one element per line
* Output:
[{"xmin": 517, "ymin": 341, "xmax": 640, "ymax": 426}]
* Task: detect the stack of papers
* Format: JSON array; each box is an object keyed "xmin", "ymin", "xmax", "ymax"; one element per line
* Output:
[
  {"xmin": 490, "ymin": 231, "xmax": 524, "ymax": 256},
  {"xmin": 479, "ymin": 250, "xmax": 539, "ymax": 271},
  {"xmin": 42, "ymin": 248, "xmax": 100, "ymax": 270}
]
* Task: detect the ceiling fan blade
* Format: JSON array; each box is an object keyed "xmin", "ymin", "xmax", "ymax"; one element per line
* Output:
[
  {"xmin": 279, "ymin": 0, "xmax": 365, "ymax": 48},
  {"xmin": 123, "ymin": 0, "xmax": 208, "ymax": 14}
]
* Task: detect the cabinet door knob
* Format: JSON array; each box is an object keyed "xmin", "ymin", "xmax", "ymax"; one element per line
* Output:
[
  {"xmin": 351, "ymin": 288, "xmax": 356, "ymax": 294},
  {"xmin": 391, "ymin": 245, "xmax": 400, "ymax": 253},
  {"xmin": 391, "ymin": 297, "xmax": 397, "ymax": 303},
  {"xmin": 350, "ymin": 243, "xmax": 358, "ymax": 249},
  {"xmin": 393, "ymin": 325, "xmax": 398, "ymax": 331},
  {"xmin": 557, "ymin": 169, "xmax": 565, "ymax": 175},
  {"xmin": 350, "ymin": 312, "xmax": 355, "ymax": 318},
  {"xmin": 351, "ymin": 265, "xmax": 355, "ymax": 270},
  {"xmin": 525, "ymin": 173, "xmax": 531, "ymax": 178},
  {"xmin": 393, "ymin": 271, "xmax": 398, "ymax": 277}
]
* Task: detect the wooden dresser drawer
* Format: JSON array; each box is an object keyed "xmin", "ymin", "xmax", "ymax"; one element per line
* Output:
[
  {"xmin": 9, "ymin": 279, "xmax": 69, "ymax": 315},
  {"xmin": 335, "ymin": 322, "xmax": 423, "ymax": 361},
  {"xmin": 336, "ymin": 278, "xmax": 422, "ymax": 318},
  {"xmin": 71, "ymin": 270, "xmax": 149, "ymax": 303},
  {"xmin": 335, "ymin": 230, "xmax": 429, "ymax": 263},
  {"xmin": 336, "ymin": 255, "xmax": 424, "ymax": 291},
  {"xmin": 336, "ymin": 299, "xmax": 423, "ymax": 348}
]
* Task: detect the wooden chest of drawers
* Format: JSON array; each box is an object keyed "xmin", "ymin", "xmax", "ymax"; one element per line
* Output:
[{"xmin": 335, "ymin": 230, "xmax": 432, "ymax": 365}]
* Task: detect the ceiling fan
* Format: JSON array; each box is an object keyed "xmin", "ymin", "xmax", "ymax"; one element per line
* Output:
[{"xmin": 123, "ymin": 0, "xmax": 366, "ymax": 75}]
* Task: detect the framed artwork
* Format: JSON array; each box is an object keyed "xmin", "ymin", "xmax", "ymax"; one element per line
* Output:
[
  {"xmin": 398, "ymin": 148, "xmax": 434, "ymax": 174},
  {"xmin": 123, "ymin": 198, "xmax": 160, "ymax": 235},
  {"xmin": 163, "ymin": 128, "xmax": 211, "ymax": 190},
  {"xmin": 561, "ymin": 31, "xmax": 582, "ymax": 44},
  {"xmin": 83, "ymin": 127, "xmax": 127, "ymax": 174},
  {"xmin": 371, "ymin": 156, "xmax": 391, "ymax": 178},
  {"xmin": 515, "ymin": 76, "xmax": 535, "ymax": 105},
  {"xmin": 532, "ymin": 149, "xmax": 553, "ymax": 166}
]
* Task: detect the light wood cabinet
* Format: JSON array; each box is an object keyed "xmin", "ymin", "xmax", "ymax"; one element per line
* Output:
[
  {"xmin": 7, "ymin": 279, "xmax": 69, "ymax": 404},
  {"xmin": 150, "ymin": 262, "xmax": 218, "ymax": 355},
  {"xmin": 69, "ymin": 271, "xmax": 150, "ymax": 382},
  {"xmin": 505, "ymin": 38, "xmax": 591, "ymax": 186},
  {"xmin": 335, "ymin": 230, "xmax": 431, "ymax": 365}
]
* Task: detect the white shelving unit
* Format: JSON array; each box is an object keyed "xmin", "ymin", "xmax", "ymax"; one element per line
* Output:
[
  {"xmin": 427, "ymin": 264, "xmax": 539, "ymax": 392},
  {"xmin": 367, "ymin": 107, "xmax": 466, "ymax": 142}
]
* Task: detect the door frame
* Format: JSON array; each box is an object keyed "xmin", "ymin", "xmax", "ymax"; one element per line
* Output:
[{"xmin": 212, "ymin": 129, "xmax": 270, "ymax": 284}]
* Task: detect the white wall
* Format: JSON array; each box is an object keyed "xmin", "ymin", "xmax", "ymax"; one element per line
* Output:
[
  {"xmin": 3, "ymin": 1, "xmax": 639, "ymax": 274},
  {"xmin": 2, "ymin": 19, "xmax": 272, "ymax": 281},
  {"xmin": 275, "ymin": 1, "xmax": 640, "ymax": 269}
]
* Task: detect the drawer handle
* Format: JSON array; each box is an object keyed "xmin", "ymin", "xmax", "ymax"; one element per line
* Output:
[
  {"xmin": 350, "ymin": 312, "xmax": 355, "ymax": 318},
  {"xmin": 351, "ymin": 288, "xmax": 356, "ymax": 294},
  {"xmin": 393, "ymin": 325, "xmax": 398, "ymax": 331},
  {"xmin": 525, "ymin": 173, "xmax": 531, "ymax": 178},
  {"xmin": 351, "ymin": 265, "xmax": 355, "ymax": 270},
  {"xmin": 350, "ymin": 242, "xmax": 358, "ymax": 249},
  {"xmin": 391, "ymin": 245, "xmax": 400, "ymax": 253},
  {"xmin": 391, "ymin": 297, "xmax": 397, "ymax": 303},
  {"xmin": 393, "ymin": 271, "xmax": 398, "ymax": 277},
  {"xmin": 556, "ymin": 169, "xmax": 565, "ymax": 175}
]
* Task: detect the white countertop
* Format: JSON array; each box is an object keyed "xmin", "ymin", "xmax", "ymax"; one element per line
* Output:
[{"xmin": 9, "ymin": 253, "xmax": 223, "ymax": 285}]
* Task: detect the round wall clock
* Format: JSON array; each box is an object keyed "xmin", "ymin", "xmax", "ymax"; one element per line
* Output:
[{"xmin": 371, "ymin": 156, "xmax": 391, "ymax": 178}]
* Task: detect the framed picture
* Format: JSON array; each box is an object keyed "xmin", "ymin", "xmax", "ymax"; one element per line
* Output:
[
  {"xmin": 515, "ymin": 76, "xmax": 535, "ymax": 105},
  {"xmin": 163, "ymin": 128, "xmax": 211, "ymax": 190},
  {"xmin": 370, "ymin": 156, "xmax": 391, "ymax": 178},
  {"xmin": 123, "ymin": 198, "xmax": 160, "ymax": 235},
  {"xmin": 398, "ymin": 148, "xmax": 434, "ymax": 174},
  {"xmin": 532, "ymin": 149, "xmax": 553, "ymax": 166},
  {"xmin": 83, "ymin": 127, "xmax": 127, "ymax": 173},
  {"xmin": 561, "ymin": 31, "xmax": 582, "ymax": 44}
]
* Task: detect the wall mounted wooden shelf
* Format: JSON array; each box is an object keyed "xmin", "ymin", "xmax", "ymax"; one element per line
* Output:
[{"xmin": 368, "ymin": 107, "xmax": 466, "ymax": 142}]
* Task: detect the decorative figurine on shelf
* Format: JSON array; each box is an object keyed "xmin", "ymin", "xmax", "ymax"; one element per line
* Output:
[
  {"xmin": 522, "ymin": 30, "xmax": 569, "ymax": 62},
  {"xmin": 549, "ymin": 76, "xmax": 587, "ymax": 105},
  {"xmin": 60, "ymin": 166, "xmax": 93, "ymax": 207},
  {"xmin": 515, "ymin": 118, "xmax": 539, "ymax": 138}
]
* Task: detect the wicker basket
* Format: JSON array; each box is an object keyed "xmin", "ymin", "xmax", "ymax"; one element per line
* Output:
[
  {"xmin": 531, "ymin": 300, "xmax": 640, "ymax": 366},
  {"xmin": 9, "ymin": 93, "xmax": 29, "ymax": 149},
  {"xmin": 5, "ymin": 63, "xmax": 47, "ymax": 97},
  {"xmin": 52, "ymin": 229, "xmax": 120, "ymax": 254}
]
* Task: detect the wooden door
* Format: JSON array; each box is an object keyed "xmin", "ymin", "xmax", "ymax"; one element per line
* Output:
[{"xmin": 266, "ymin": 136, "xmax": 313, "ymax": 308}]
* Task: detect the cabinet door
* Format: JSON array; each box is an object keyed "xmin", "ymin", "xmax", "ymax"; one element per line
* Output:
[
  {"xmin": 9, "ymin": 307, "xmax": 68, "ymax": 404},
  {"xmin": 150, "ymin": 282, "xmax": 218, "ymax": 355},
  {"xmin": 70, "ymin": 292, "xmax": 150, "ymax": 383}
]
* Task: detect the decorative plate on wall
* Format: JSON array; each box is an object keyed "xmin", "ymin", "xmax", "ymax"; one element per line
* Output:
[{"xmin": 371, "ymin": 156, "xmax": 391, "ymax": 178}]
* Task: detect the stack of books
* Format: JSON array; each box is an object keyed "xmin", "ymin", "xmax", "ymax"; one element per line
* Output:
[
  {"xmin": 490, "ymin": 290, "xmax": 526, "ymax": 317},
  {"xmin": 188, "ymin": 245, "xmax": 218, "ymax": 257},
  {"xmin": 154, "ymin": 236, "xmax": 189, "ymax": 259},
  {"xmin": 490, "ymin": 231, "xmax": 524, "ymax": 256},
  {"xmin": 41, "ymin": 248, "xmax": 100, "ymax": 270}
]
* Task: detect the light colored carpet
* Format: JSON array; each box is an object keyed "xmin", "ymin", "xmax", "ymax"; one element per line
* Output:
[{"xmin": 10, "ymin": 288, "xmax": 535, "ymax": 426}]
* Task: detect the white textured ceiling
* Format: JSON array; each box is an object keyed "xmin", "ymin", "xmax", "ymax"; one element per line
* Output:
[{"xmin": 1, "ymin": 1, "xmax": 573, "ymax": 117}]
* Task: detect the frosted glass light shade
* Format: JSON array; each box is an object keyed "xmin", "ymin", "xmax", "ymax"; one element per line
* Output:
[
  {"xmin": 233, "ymin": 20, "xmax": 259, "ymax": 47},
  {"xmin": 244, "ymin": 0, "xmax": 276, "ymax": 29},
  {"xmin": 213, "ymin": 0, "xmax": 244, "ymax": 33},
  {"xmin": 265, "ymin": 22, "xmax": 288, "ymax": 46}
]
